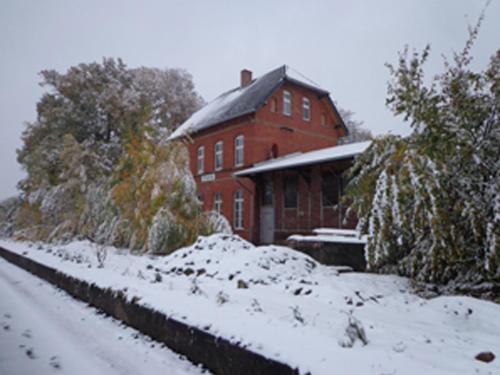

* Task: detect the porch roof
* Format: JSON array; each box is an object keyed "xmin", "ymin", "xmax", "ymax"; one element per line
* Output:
[{"xmin": 234, "ymin": 141, "xmax": 371, "ymax": 177}]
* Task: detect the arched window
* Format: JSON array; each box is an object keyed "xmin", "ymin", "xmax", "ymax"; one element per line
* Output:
[{"xmin": 271, "ymin": 143, "xmax": 279, "ymax": 158}]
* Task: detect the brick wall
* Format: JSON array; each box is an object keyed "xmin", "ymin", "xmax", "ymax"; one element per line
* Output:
[{"xmin": 187, "ymin": 81, "xmax": 346, "ymax": 242}]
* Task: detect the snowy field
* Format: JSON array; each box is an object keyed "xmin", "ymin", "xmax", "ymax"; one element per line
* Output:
[
  {"xmin": 0, "ymin": 235, "xmax": 498, "ymax": 375},
  {"xmin": 0, "ymin": 258, "xmax": 208, "ymax": 375}
]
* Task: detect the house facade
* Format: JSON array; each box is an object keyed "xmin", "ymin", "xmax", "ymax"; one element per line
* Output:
[{"xmin": 168, "ymin": 66, "xmax": 368, "ymax": 244}]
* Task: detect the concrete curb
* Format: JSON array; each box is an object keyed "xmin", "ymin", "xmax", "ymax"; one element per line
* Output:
[{"xmin": 0, "ymin": 246, "xmax": 303, "ymax": 375}]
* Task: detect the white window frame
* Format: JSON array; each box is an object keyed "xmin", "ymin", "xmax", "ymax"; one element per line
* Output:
[
  {"xmin": 303, "ymin": 97, "xmax": 310, "ymax": 122},
  {"xmin": 197, "ymin": 145, "xmax": 205, "ymax": 174},
  {"xmin": 283, "ymin": 90, "xmax": 292, "ymax": 116},
  {"xmin": 214, "ymin": 140, "xmax": 223, "ymax": 171},
  {"xmin": 234, "ymin": 135, "xmax": 244, "ymax": 167},
  {"xmin": 213, "ymin": 192, "xmax": 222, "ymax": 214},
  {"xmin": 233, "ymin": 190, "xmax": 244, "ymax": 230}
]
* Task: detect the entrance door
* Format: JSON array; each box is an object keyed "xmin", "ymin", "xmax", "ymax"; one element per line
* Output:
[
  {"xmin": 260, "ymin": 206, "xmax": 274, "ymax": 244},
  {"xmin": 260, "ymin": 177, "xmax": 274, "ymax": 244}
]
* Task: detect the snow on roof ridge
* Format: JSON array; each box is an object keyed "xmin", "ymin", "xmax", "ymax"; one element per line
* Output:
[
  {"xmin": 284, "ymin": 65, "xmax": 325, "ymax": 91},
  {"xmin": 168, "ymin": 65, "xmax": 331, "ymax": 141},
  {"xmin": 167, "ymin": 67, "xmax": 280, "ymax": 141}
]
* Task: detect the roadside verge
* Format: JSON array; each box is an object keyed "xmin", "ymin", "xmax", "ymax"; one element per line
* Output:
[{"xmin": 0, "ymin": 246, "xmax": 302, "ymax": 375}]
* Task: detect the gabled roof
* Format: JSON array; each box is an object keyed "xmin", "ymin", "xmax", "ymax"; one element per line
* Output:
[
  {"xmin": 234, "ymin": 141, "xmax": 371, "ymax": 177},
  {"xmin": 168, "ymin": 65, "xmax": 344, "ymax": 141}
]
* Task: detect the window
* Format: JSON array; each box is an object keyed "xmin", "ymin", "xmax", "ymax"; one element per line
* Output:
[
  {"xmin": 234, "ymin": 190, "xmax": 244, "ymax": 229},
  {"xmin": 213, "ymin": 192, "xmax": 222, "ymax": 214},
  {"xmin": 322, "ymin": 172, "xmax": 340, "ymax": 207},
  {"xmin": 270, "ymin": 98, "xmax": 277, "ymax": 112},
  {"xmin": 284, "ymin": 175, "xmax": 298, "ymax": 208},
  {"xmin": 321, "ymin": 113, "xmax": 326, "ymax": 127},
  {"xmin": 197, "ymin": 146, "xmax": 205, "ymax": 174},
  {"xmin": 303, "ymin": 98, "xmax": 310, "ymax": 121},
  {"xmin": 214, "ymin": 141, "xmax": 223, "ymax": 171},
  {"xmin": 234, "ymin": 135, "xmax": 244, "ymax": 167},
  {"xmin": 261, "ymin": 178, "xmax": 273, "ymax": 205},
  {"xmin": 283, "ymin": 90, "xmax": 292, "ymax": 116}
]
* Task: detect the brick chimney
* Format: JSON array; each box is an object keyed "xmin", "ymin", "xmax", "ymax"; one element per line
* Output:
[{"xmin": 240, "ymin": 69, "xmax": 252, "ymax": 87}]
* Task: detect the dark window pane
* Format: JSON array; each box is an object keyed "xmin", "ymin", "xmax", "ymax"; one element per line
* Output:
[
  {"xmin": 322, "ymin": 173, "xmax": 339, "ymax": 207},
  {"xmin": 284, "ymin": 176, "xmax": 298, "ymax": 208},
  {"xmin": 262, "ymin": 178, "xmax": 273, "ymax": 205}
]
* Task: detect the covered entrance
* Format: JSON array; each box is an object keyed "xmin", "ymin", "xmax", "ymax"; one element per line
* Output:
[{"xmin": 259, "ymin": 176, "xmax": 274, "ymax": 244}]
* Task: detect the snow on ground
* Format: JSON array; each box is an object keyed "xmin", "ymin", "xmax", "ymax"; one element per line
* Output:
[
  {"xmin": 0, "ymin": 235, "xmax": 499, "ymax": 375},
  {"xmin": 0, "ymin": 258, "xmax": 208, "ymax": 375}
]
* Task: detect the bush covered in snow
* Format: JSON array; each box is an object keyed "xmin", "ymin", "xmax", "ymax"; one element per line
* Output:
[
  {"xmin": 1, "ymin": 58, "xmax": 226, "ymax": 253},
  {"xmin": 0, "ymin": 197, "xmax": 21, "ymax": 237},
  {"xmin": 345, "ymin": 17, "xmax": 499, "ymax": 289}
]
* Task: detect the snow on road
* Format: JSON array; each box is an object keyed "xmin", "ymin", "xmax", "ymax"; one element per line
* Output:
[{"xmin": 0, "ymin": 258, "xmax": 208, "ymax": 375}]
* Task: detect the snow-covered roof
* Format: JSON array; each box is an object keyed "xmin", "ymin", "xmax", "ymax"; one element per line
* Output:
[
  {"xmin": 234, "ymin": 141, "xmax": 371, "ymax": 177},
  {"xmin": 313, "ymin": 228, "xmax": 361, "ymax": 237},
  {"xmin": 288, "ymin": 234, "xmax": 367, "ymax": 245},
  {"xmin": 167, "ymin": 65, "xmax": 332, "ymax": 141}
]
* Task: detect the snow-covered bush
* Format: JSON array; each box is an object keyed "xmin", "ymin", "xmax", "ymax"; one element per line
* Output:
[
  {"xmin": 95, "ymin": 243, "xmax": 107, "ymax": 268},
  {"xmin": 338, "ymin": 312, "xmax": 368, "ymax": 348},
  {"xmin": 147, "ymin": 208, "xmax": 179, "ymax": 254},
  {"xmin": 345, "ymin": 17, "xmax": 499, "ymax": 287},
  {"xmin": 0, "ymin": 197, "xmax": 21, "ymax": 238},
  {"xmin": 3, "ymin": 58, "xmax": 211, "ymax": 254},
  {"xmin": 113, "ymin": 128, "xmax": 214, "ymax": 254},
  {"xmin": 205, "ymin": 211, "xmax": 232, "ymax": 235}
]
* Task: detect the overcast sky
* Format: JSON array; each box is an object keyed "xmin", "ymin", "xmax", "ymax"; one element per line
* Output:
[{"xmin": 1, "ymin": 0, "xmax": 499, "ymax": 200}]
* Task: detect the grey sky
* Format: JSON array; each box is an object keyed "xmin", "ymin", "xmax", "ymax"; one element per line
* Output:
[{"xmin": 1, "ymin": 0, "xmax": 499, "ymax": 200}]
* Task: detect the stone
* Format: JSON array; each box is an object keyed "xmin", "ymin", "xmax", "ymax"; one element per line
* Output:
[{"xmin": 475, "ymin": 351, "xmax": 495, "ymax": 363}]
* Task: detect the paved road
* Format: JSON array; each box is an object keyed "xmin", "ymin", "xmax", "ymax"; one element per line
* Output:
[{"xmin": 0, "ymin": 258, "xmax": 207, "ymax": 375}]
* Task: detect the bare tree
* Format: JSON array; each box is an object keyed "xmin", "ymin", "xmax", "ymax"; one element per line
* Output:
[{"xmin": 337, "ymin": 107, "xmax": 373, "ymax": 143}]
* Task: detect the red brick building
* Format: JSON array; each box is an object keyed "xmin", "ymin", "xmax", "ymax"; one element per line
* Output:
[{"xmin": 168, "ymin": 66, "xmax": 369, "ymax": 244}]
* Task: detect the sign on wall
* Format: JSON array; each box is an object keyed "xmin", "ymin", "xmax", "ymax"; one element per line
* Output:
[{"xmin": 201, "ymin": 173, "xmax": 216, "ymax": 183}]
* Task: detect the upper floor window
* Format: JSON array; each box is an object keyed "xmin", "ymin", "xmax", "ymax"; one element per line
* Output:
[
  {"xmin": 214, "ymin": 141, "xmax": 223, "ymax": 171},
  {"xmin": 284, "ymin": 175, "xmax": 298, "ymax": 208},
  {"xmin": 213, "ymin": 192, "xmax": 222, "ymax": 214},
  {"xmin": 303, "ymin": 98, "xmax": 311, "ymax": 122},
  {"xmin": 283, "ymin": 90, "xmax": 292, "ymax": 116},
  {"xmin": 197, "ymin": 145, "xmax": 205, "ymax": 174},
  {"xmin": 321, "ymin": 113, "xmax": 326, "ymax": 127},
  {"xmin": 233, "ymin": 190, "xmax": 244, "ymax": 230},
  {"xmin": 234, "ymin": 135, "xmax": 244, "ymax": 167},
  {"xmin": 270, "ymin": 98, "xmax": 277, "ymax": 112}
]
